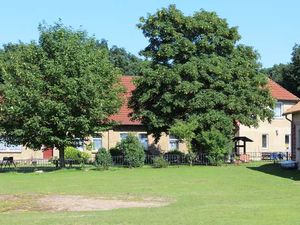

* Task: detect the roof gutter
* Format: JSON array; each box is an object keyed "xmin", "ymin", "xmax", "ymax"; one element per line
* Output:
[{"xmin": 285, "ymin": 114, "xmax": 292, "ymax": 123}]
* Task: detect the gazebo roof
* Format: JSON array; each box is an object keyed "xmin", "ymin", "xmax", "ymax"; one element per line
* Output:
[{"xmin": 233, "ymin": 136, "xmax": 253, "ymax": 142}]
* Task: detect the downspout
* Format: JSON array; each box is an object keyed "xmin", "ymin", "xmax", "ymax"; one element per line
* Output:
[
  {"xmin": 285, "ymin": 114, "xmax": 293, "ymax": 160},
  {"xmin": 285, "ymin": 114, "xmax": 292, "ymax": 123}
]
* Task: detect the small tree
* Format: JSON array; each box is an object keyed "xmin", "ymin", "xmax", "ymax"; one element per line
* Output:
[
  {"xmin": 200, "ymin": 129, "xmax": 233, "ymax": 166},
  {"xmin": 95, "ymin": 147, "xmax": 112, "ymax": 170},
  {"xmin": 64, "ymin": 146, "xmax": 90, "ymax": 164},
  {"xmin": 0, "ymin": 21, "xmax": 123, "ymax": 167},
  {"xmin": 119, "ymin": 134, "xmax": 145, "ymax": 168}
]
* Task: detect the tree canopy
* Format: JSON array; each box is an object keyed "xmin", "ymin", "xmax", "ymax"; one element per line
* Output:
[
  {"xmin": 97, "ymin": 39, "xmax": 146, "ymax": 76},
  {"xmin": 265, "ymin": 45, "xmax": 300, "ymax": 97},
  {"xmin": 0, "ymin": 22, "xmax": 123, "ymax": 166},
  {"xmin": 130, "ymin": 5, "xmax": 274, "ymax": 151}
]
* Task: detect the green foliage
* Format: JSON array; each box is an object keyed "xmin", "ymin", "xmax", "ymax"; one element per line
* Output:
[
  {"xmin": 80, "ymin": 151, "xmax": 91, "ymax": 163},
  {"xmin": 96, "ymin": 40, "xmax": 147, "ymax": 76},
  {"xmin": 0, "ymin": 21, "xmax": 123, "ymax": 167},
  {"xmin": 65, "ymin": 146, "xmax": 90, "ymax": 163},
  {"xmin": 130, "ymin": 5, "xmax": 274, "ymax": 149},
  {"xmin": 264, "ymin": 44, "xmax": 300, "ymax": 97},
  {"xmin": 169, "ymin": 117, "xmax": 198, "ymax": 151},
  {"xmin": 109, "ymin": 144, "xmax": 124, "ymax": 156},
  {"xmin": 186, "ymin": 151, "xmax": 197, "ymax": 166},
  {"xmin": 164, "ymin": 150, "xmax": 184, "ymax": 156},
  {"xmin": 95, "ymin": 147, "xmax": 112, "ymax": 170},
  {"xmin": 152, "ymin": 156, "xmax": 169, "ymax": 168},
  {"xmin": 119, "ymin": 134, "xmax": 145, "ymax": 168},
  {"xmin": 109, "ymin": 45, "xmax": 146, "ymax": 76},
  {"xmin": 200, "ymin": 129, "xmax": 233, "ymax": 166}
]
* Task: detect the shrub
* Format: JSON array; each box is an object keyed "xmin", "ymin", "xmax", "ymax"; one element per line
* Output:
[
  {"xmin": 152, "ymin": 156, "xmax": 169, "ymax": 168},
  {"xmin": 200, "ymin": 129, "xmax": 233, "ymax": 166},
  {"xmin": 109, "ymin": 144, "xmax": 123, "ymax": 156},
  {"xmin": 80, "ymin": 151, "xmax": 91, "ymax": 163},
  {"xmin": 95, "ymin": 147, "xmax": 112, "ymax": 170},
  {"xmin": 163, "ymin": 150, "xmax": 185, "ymax": 156},
  {"xmin": 119, "ymin": 134, "xmax": 145, "ymax": 168},
  {"xmin": 64, "ymin": 146, "xmax": 90, "ymax": 163},
  {"xmin": 186, "ymin": 151, "xmax": 197, "ymax": 166}
]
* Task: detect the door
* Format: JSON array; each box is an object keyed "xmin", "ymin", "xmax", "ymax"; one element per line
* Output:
[{"xmin": 43, "ymin": 148, "xmax": 53, "ymax": 159}]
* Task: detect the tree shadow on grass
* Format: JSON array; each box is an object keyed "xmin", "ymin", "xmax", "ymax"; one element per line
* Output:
[
  {"xmin": 247, "ymin": 163, "xmax": 300, "ymax": 181},
  {"xmin": 0, "ymin": 166, "xmax": 83, "ymax": 173}
]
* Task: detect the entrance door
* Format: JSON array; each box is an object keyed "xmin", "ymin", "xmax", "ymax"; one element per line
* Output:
[{"xmin": 43, "ymin": 148, "xmax": 53, "ymax": 159}]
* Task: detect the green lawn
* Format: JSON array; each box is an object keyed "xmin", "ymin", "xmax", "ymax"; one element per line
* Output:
[{"xmin": 1, "ymin": 163, "xmax": 300, "ymax": 225}]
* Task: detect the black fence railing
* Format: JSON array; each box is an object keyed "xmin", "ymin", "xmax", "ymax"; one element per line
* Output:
[
  {"xmin": 111, "ymin": 154, "xmax": 210, "ymax": 166},
  {"xmin": 0, "ymin": 151, "xmax": 292, "ymax": 171}
]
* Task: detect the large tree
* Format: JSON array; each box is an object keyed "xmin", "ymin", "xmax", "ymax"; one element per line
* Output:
[
  {"xmin": 0, "ymin": 22, "xmax": 123, "ymax": 167},
  {"xmin": 130, "ymin": 5, "xmax": 274, "ymax": 151}
]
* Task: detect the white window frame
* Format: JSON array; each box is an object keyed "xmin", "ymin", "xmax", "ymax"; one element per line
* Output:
[
  {"xmin": 0, "ymin": 139, "xmax": 22, "ymax": 152},
  {"xmin": 273, "ymin": 102, "xmax": 283, "ymax": 118},
  {"xmin": 262, "ymin": 134, "xmax": 269, "ymax": 149},
  {"xmin": 92, "ymin": 135, "xmax": 102, "ymax": 152},
  {"xmin": 120, "ymin": 133, "xmax": 129, "ymax": 141},
  {"xmin": 169, "ymin": 135, "xmax": 179, "ymax": 150},
  {"xmin": 138, "ymin": 133, "xmax": 148, "ymax": 150}
]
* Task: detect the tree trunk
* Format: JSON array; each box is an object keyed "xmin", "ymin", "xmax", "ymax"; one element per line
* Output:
[{"xmin": 58, "ymin": 146, "xmax": 65, "ymax": 168}]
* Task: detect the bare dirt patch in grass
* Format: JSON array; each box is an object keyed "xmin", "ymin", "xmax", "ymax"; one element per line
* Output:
[{"xmin": 0, "ymin": 194, "xmax": 171, "ymax": 212}]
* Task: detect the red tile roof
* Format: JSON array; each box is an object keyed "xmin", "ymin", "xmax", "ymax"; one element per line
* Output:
[
  {"xmin": 110, "ymin": 77, "xmax": 299, "ymax": 125},
  {"xmin": 109, "ymin": 76, "xmax": 141, "ymax": 125},
  {"xmin": 267, "ymin": 79, "xmax": 299, "ymax": 101}
]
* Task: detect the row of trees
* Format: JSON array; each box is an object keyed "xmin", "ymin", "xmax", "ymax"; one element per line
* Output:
[
  {"xmin": 0, "ymin": 5, "xmax": 275, "ymax": 167},
  {"xmin": 264, "ymin": 45, "xmax": 300, "ymax": 97}
]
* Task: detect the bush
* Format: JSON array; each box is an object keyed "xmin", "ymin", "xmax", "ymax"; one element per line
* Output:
[
  {"xmin": 163, "ymin": 150, "xmax": 185, "ymax": 156},
  {"xmin": 200, "ymin": 129, "xmax": 232, "ymax": 166},
  {"xmin": 80, "ymin": 151, "xmax": 91, "ymax": 163},
  {"xmin": 109, "ymin": 144, "xmax": 123, "ymax": 156},
  {"xmin": 95, "ymin": 147, "xmax": 112, "ymax": 170},
  {"xmin": 152, "ymin": 156, "xmax": 169, "ymax": 168},
  {"xmin": 186, "ymin": 151, "xmax": 197, "ymax": 166},
  {"xmin": 64, "ymin": 146, "xmax": 90, "ymax": 163},
  {"xmin": 119, "ymin": 134, "xmax": 145, "ymax": 168}
]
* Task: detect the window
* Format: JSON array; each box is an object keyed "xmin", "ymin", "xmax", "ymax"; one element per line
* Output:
[
  {"xmin": 0, "ymin": 139, "xmax": 22, "ymax": 152},
  {"xmin": 169, "ymin": 135, "xmax": 179, "ymax": 150},
  {"xmin": 120, "ymin": 133, "xmax": 128, "ymax": 141},
  {"xmin": 74, "ymin": 138, "xmax": 84, "ymax": 151},
  {"xmin": 285, "ymin": 134, "xmax": 290, "ymax": 150},
  {"xmin": 262, "ymin": 134, "xmax": 268, "ymax": 148},
  {"xmin": 138, "ymin": 133, "xmax": 148, "ymax": 150},
  {"xmin": 274, "ymin": 102, "xmax": 283, "ymax": 118},
  {"xmin": 285, "ymin": 134, "xmax": 290, "ymax": 145},
  {"xmin": 92, "ymin": 135, "xmax": 102, "ymax": 151}
]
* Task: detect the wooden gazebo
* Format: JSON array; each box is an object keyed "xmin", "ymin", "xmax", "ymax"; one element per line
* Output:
[{"xmin": 233, "ymin": 136, "xmax": 253, "ymax": 155}]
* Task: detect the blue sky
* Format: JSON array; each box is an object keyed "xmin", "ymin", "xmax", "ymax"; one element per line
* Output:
[{"xmin": 1, "ymin": 0, "xmax": 299, "ymax": 68}]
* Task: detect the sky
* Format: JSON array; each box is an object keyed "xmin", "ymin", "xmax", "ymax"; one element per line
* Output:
[{"xmin": 1, "ymin": 0, "xmax": 300, "ymax": 68}]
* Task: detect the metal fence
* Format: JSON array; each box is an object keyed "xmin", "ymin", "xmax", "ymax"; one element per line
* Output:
[
  {"xmin": 111, "ymin": 153, "xmax": 210, "ymax": 166},
  {"xmin": 0, "ymin": 151, "xmax": 292, "ymax": 171}
]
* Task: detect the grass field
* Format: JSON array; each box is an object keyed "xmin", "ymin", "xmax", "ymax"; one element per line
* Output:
[{"xmin": 0, "ymin": 163, "xmax": 300, "ymax": 225}]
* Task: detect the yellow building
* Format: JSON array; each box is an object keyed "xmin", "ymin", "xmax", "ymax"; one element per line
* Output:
[
  {"xmin": 236, "ymin": 80, "xmax": 299, "ymax": 155},
  {"xmin": 0, "ymin": 77, "xmax": 297, "ymax": 160}
]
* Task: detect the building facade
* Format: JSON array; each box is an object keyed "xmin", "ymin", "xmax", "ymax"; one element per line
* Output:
[
  {"xmin": 0, "ymin": 77, "xmax": 297, "ymax": 160},
  {"xmin": 236, "ymin": 80, "xmax": 299, "ymax": 154}
]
